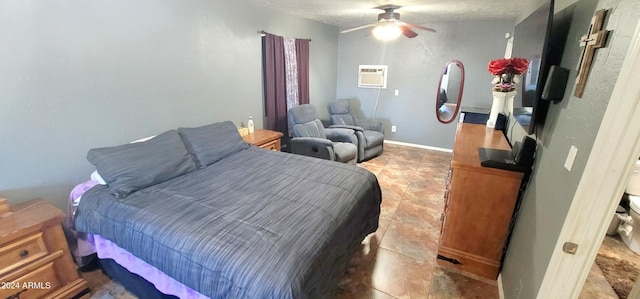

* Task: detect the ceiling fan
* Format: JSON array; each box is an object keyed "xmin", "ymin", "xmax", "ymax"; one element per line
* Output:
[{"xmin": 341, "ymin": 5, "xmax": 436, "ymax": 40}]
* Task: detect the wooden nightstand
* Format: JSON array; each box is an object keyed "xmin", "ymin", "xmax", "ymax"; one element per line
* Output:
[
  {"xmin": 242, "ymin": 129, "xmax": 283, "ymax": 151},
  {"xmin": 0, "ymin": 198, "xmax": 89, "ymax": 299}
]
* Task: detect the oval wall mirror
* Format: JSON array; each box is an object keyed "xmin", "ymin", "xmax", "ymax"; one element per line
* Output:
[{"xmin": 436, "ymin": 60, "xmax": 465, "ymax": 124}]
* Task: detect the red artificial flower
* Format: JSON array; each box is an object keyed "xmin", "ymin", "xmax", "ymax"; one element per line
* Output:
[
  {"xmin": 488, "ymin": 57, "xmax": 530, "ymax": 92},
  {"xmin": 488, "ymin": 59, "xmax": 510, "ymax": 75},
  {"xmin": 510, "ymin": 58, "xmax": 529, "ymax": 74}
]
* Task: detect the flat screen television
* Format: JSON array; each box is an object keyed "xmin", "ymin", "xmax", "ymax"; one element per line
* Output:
[{"xmin": 511, "ymin": 0, "xmax": 556, "ymax": 134}]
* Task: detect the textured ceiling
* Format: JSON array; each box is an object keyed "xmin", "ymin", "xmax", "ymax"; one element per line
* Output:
[{"xmin": 247, "ymin": 0, "xmax": 539, "ymax": 29}]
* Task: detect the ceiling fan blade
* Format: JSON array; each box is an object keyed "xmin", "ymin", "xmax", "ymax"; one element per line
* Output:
[
  {"xmin": 400, "ymin": 22, "xmax": 437, "ymax": 33},
  {"xmin": 341, "ymin": 23, "xmax": 377, "ymax": 33},
  {"xmin": 399, "ymin": 25, "xmax": 418, "ymax": 38}
]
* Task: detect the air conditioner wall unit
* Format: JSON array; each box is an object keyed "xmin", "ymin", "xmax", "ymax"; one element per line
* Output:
[{"xmin": 358, "ymin": 65, "xmax": 388, "ymax": 88}]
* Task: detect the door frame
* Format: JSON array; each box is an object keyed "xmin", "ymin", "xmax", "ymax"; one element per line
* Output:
[{"xmin": 537, "ymin": 19, "xmax": 640, "ymax": 298}]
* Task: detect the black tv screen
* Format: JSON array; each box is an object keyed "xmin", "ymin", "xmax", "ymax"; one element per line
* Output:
[{"xmin": 511, "ymin": 0, "xmax": 554, "ymax": 134}]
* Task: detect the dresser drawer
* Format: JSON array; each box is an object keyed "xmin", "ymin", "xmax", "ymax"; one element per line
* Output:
[
  {"xmin": 0, "ymin": 261, "xmax": 62, "ymax": 299},
  {"xmin": 0, "ymin": 233, "xmax": 48, "ymax": 275}
]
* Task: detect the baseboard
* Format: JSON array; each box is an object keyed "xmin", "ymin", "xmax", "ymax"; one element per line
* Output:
[
  {"xmin": 498, "ymin": 273, "xmax": 505, "ymax": 299},
  {"xmin": 384, "ymin": 140, "xmax": 453, "ymax": 153}
]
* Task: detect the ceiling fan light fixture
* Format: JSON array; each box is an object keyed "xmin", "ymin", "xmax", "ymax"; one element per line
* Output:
[
  {"xmin": 340, "ymin": 5, "xmax": 435, "ymax": 39},
  {"xmin": 372, "ymin": 22, "xmax": 402, "ymax": 41}
]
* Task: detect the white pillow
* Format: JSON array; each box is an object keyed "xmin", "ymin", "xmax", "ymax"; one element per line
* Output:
[
  {"xmin": 91, "ymin": 170, "xmax": 107, "ymax": 185},
  {"xmin": 131, "ymin": 135, "xmax": 156, "ymax": 143}
]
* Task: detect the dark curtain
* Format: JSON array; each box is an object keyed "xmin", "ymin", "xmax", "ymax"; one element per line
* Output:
[
  {"xmin": 262, "ymin": 33, "xmax": 310, "ymax": 151},
  {"xmin": 262, "ymin": 34, "xmax": 288, "ymax": 135},
  {"xmin": 295, "ymin": 39, "xmax": 310, "ymax": 105}
]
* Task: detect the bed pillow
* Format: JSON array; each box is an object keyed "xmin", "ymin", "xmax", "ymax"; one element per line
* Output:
[
  {"xmin": 89, "ymin": 135, "xmax": 158, "ymax": 185},
  {"xmin": 178, "ymin": 121, "xmax": 250, "ymax": 168},
  {"xmin": 87, "ymin": 130, "xmax": 198, "ymax": 199},
  {"xmin": 90, "ymin": 170, "xmax": 107, "ymax": 185}
]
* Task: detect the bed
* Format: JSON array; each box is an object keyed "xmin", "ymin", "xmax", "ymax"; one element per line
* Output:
[{"xmin": 74, "ymin": 121, "xmax": 382, "ymax": 298}]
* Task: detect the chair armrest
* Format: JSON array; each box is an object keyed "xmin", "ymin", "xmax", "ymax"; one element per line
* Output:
[
  {"xmin": 329, "ymin": 124, "xmax": 364, "ymax": 132},
  {"xmin": 290, "ymin": 137, "xmax": 335, "ymax": 161},
  {"xmin": 325, "ymin": 128, "xmax": 357, "ymax": 144},
  {"xmin": 356, "ymin": 119, "xmax": 384, "ymax": 133}
]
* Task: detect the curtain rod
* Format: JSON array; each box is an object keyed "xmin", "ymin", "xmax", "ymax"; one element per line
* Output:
[{"xmin": 257, "ymin": 30, "xmax": 311, "ymax": 42}]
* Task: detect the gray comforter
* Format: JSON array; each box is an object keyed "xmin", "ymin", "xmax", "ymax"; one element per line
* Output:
[{"xmin": 75, "ymin": 147, "xmax": 381, "ymax": 298}]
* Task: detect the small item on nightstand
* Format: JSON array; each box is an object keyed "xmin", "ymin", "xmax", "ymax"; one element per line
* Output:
[
  {"xmin": 248, "ymin": 116, "xmax": 255, "ymax": 134},
  {"xmin": 238, "ymin": 127, "xmax": 249, "ymax": 136}
]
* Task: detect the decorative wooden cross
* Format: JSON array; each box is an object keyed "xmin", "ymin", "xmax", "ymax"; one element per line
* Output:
[{"xmin": 574, "ymin": 9, "xmax": 609, "ymax": 98}]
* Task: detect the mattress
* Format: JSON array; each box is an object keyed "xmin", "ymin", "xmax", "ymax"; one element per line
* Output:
[{"xmin": 75, "ymin": 147, "xmax": 381, "ymax": 298}]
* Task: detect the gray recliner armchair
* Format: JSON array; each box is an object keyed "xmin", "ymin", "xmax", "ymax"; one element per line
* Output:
[
  {"xmin": 328, "ymin": 100, "xmax": 384, "ymax": 162},
  {"xmin": 288, "ymin": 104, "xmax": 358, "ymax": 164}
]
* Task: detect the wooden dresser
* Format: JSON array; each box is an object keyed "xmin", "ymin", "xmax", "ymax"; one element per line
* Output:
[
  {"xmin": 0, "ymin": 198, "xmax": 89, "ymax": 299},
  {"xmin": 242, "ymin": 129, "xmax": 283, "ymax": 151},
  {"xmin": 437, "ymin": 123, "xmax": 524, "ymax": 280}
]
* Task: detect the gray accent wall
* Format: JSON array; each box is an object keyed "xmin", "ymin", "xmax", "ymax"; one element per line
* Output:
[
  {"xmin": 335, "ymin": 20, "xmax": 513, "ymax": 149},
  {"xmin": 0, "ymin": 0, "xmax": 339, "ymax": 209},
  {"xmin": 501, "ymin": 0, "xmax": 640, "ymax": 298}
]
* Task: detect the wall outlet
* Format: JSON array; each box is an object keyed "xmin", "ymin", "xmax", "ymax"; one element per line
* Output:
[
  {"xmin": 391, "ymin": 126, "xmax": 397, "ymax": 132},
  {"xmin": 394, "ymin": 89, "xmax": 399, "ymax": 96},
  {"xmin": 564, "ymin": 145, "xmax": 578, "ymax": 171}
]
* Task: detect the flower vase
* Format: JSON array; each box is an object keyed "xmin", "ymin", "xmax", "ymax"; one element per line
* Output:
[
  {"xmin": 502, "ymin": 90, "xmax": 517, "ymax": 115},
  {"xmin": 486, "ymin": 91, "xmax": 517, "ymax": 128}
]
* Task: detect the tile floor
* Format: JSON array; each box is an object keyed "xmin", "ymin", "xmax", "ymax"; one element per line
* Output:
[
  {"xmin": 81, "ymin": 143, "xmax": 499, "ymax": 298},
  {"xmin": 336, "ymin": 144, "xmax": 499, "ymax": 298},
  {"xmin": 83, "ymin": 269, "xmax": 137, "ymax": 299}
]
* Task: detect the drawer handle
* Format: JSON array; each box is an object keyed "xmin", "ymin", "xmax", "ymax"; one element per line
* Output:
[
  {"xmin": 19, "ymin": 250, "xmax": 29, "ymax": 257},
  {"xmin": 437, "ymin": 254, "xmax": 461, "ymax": 265}
]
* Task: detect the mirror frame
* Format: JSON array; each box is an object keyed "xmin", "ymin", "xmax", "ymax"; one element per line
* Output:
[{"xmin": 436, "ymin": 60, "xmax": 465, "ymax": 124}]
